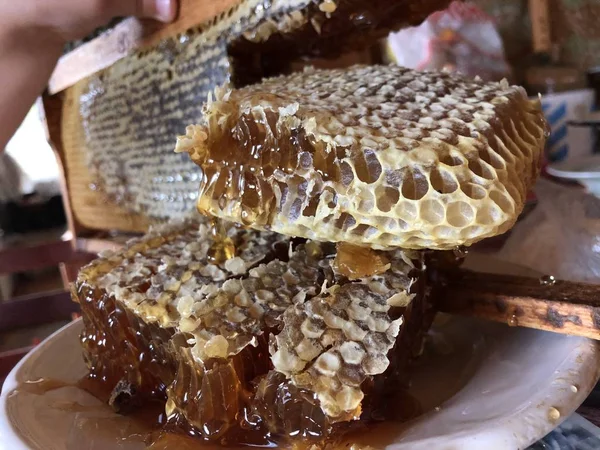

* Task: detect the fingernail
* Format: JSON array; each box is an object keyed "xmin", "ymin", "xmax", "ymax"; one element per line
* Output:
[{"xmin": 154, "ymin": 0, "xmax": 176, "ymax": 22}]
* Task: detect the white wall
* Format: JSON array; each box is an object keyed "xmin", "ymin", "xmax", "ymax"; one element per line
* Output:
[{"xmin": 5, "ymin": 101, "xmax": 60, "ymax": 197}]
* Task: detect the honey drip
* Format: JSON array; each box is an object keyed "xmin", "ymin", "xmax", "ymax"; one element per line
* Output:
[
  {"xmin": 191, "ymin": 110, "xmax": 328, "ymax": 229},
  {"xmin": 207, "ymin": 218, "xmax": 235, "ymax": 264},
  {"xmin": 332, "ymin": 242, "xmax": 390, "ymax": 280},
  {"xmin": 18, "ymin": 378, "xmax": 72, "ymax": 394},
  {"xmin": 147, "ymin": 433, "xmax": 213, "ymax": 450},
  {"xmin": 8, "ymin": 372, "xmax": 424, "ymax": 450}
]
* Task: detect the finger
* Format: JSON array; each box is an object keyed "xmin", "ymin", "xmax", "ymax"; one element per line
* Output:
[
  {"xmin": 109, "ymin": 0, "xmax": 178, "ymax": 22},
  {"xmin": 140, "ymin": 0, "xmax": 178, "ymax": 22}
]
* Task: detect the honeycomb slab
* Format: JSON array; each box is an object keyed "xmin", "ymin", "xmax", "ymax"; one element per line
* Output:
[{"xmin": 177, "ymin": 65, "xmax": 548, "ymax": 249}]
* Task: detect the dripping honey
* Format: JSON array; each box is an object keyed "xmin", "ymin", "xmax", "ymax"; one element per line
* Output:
[
  {"xmin": 333, "ymin": 242, "xmax": 391, "ymax": 280},
  {"xmin": 207, "ymin": 218, "xmax": 235, "ymax": 264},
  {"xmin": 9, "ymin": 372, "xmax": 423, "ymax": 449},
  {"xmin": 191, "ymin": 110, "xmax": 340, "ymax": 230}
]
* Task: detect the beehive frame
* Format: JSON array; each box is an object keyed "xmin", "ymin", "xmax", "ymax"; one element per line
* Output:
[{"xmin": 42, "ymin": 0, "xmax": 450, "ymax": 251}]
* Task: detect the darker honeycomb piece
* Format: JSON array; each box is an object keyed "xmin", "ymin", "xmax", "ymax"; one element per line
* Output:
[{"xmin": 73, "ymin": 222, "xmax": 432, "ymax": 444}]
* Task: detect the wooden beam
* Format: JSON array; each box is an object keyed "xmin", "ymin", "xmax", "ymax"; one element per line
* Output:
[
  {"xmin": 0, "ymin": 291, "xmax": 77, "ymax": 333},
  {"xmin": 48, "ymin": 0, "xmax": 240, "ymax": 94},
  {"xmin": 0, "ymin": 240, "xmax": 73, "ymax": 276},
  {"xmin": 438, "ymin": 270, "xmax": 600, "ymax": 340},
  {"xmin": 74, "ymin": 237, "xmax": 125, "ymax": 254}
]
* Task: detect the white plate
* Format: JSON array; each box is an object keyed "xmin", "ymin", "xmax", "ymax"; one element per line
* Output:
[{"xmin": 1, "ymin": 258, "xmax": 600, "ymax": 450}]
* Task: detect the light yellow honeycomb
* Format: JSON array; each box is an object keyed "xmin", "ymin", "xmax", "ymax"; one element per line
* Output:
[{"xmin": 176, "ymin": 65, "xmax": 548, "ymax": 250}]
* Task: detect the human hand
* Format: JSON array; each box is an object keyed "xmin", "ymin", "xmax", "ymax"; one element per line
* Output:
[
  {"xmin": 2, "ymin": 0, "xmax": 178, "ymax": 44},
  {"xmin": 0, "ymin": 0, "xmax": 178, "ymax": 150}
]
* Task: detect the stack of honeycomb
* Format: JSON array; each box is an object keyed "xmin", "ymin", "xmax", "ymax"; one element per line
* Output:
[{"xmin": 73, "ymin": 7, "xmax": 547, "ymax": 446}]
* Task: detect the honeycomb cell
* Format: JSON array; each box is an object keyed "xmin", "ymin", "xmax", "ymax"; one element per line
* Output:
[
  {"xmin": 446, "ymin": 201, "xmax": 475, "ymax": 227},
  {"xmin": 401, "ymin": 168, "xmax": 429, "ymax": 200},
  {"xmin": 432, "ymin": 226, "xmax": 454, "ymax": 238},
  {"xmin": 375, "ymin": 186, "xmax": 400, "ymax": 212},
  {"xmin": 396, "ymin": 200, "xmax": 417, "ymax": 222},
  {"xmin": 430, "ymin": 168, "xmax": 458, "ymax": 194},
  {"xmin": 460, "ymin": 225, "xmax": 484, "ymax": 239},
  {"xmin": 302, "ymin": 196, "xmax": 320, "ymax": 217},
  {"xmin": 351, "ymin": 224, "xmax": 378, "ymax": 238},
  {"xmin": 397, "ymin": 219, "xmax": 409, "ymax": 231},
  {"xmin": 358, "ymin": 190, "xmax": 375, "ymax": 213},
  {"xmin": 379, "ymin": 216, "xmax": 397, "ymax": 232},
  {"xmin": 335, "ymin": 212, "xmax": 357, "ymax": 231},
  {"xmin": 378, "ymin": 232, "xmax": 396, "ymax": 243},
  {"xmin": 460, "ymin": 182, "xmax": 486, "ymax": 200},
  {"xmin": 468, "ymin": 159, "xmax": 495, "ymax": 180},
  {"xmin": 324, "ymin": 186, "xmax": 339, "ymax": 209},
  {"xmin": 522, "ymin": 111, "xmax": 546, "ymax": 140},
  {"xmin": 340, "ymin": 161, "xmax": 355, "ymax": 186},
  {"xmin": 475, "ymin": 204, "xmax": 503, "ymax": 226},
  {"xmin": 489, "ymin": 190, "xmax": 515, "ymax": 215},
  {"xmin": 420, "ymin": 199, "xmax": 445, "ymax": 225},
  {"xmin": 505, "ymin": 184, "xmax": 522, "ymax": 206},
  {"xmin": 332, "ymin": 242, "xmax": 390, "ymax": 280},
  {"xmin": 489, "ymin": 136, "xmax": 516, "ymax": 165},
  {"xmin": 355, "ymin": 149, "xmax": 382, "ymax": 184},
  {"xmin": 478, "ymin": 147, "xmax": 505, "ymax": 170}
]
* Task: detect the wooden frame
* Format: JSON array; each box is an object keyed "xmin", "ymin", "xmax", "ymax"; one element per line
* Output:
[
  {"xmin": 40, "ymin": 93, "xmax": 134, "ymax": 253},
  {"xmin": 42, "ymin": 0, "xmax": 243, "ymax": 252},
  {"xmin": 49, "ymin": 0, "xmax": 240, "ymax": 94}
]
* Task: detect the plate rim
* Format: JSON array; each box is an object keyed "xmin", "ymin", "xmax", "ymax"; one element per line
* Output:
[
  {"xmin": 392, "ymin": 329, "xmax": 600, "ymax": 449},
  {"xmin": 0, "ymin": 319, "xmax": 82, "ymax": 450},
  {"xmin": 547, "ymin": 155, "xmax": 600, "ymax": 180}
]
